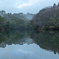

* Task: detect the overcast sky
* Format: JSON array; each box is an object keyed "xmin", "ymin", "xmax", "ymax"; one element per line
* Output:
[{"xmin": 0, "ymin": 0, "xmax": 59, "ymax": 14}]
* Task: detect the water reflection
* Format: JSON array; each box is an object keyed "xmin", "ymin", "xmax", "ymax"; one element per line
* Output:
[
  {"xmin": 0, "ymin": 30, "xmax": 33, "ymax": 48},
  {"xmin": 0, "ymin": 30, "xmax": 59, "ymax": 55},
  {"xmin": 0, "ymin": 44, "xmax": 42, "ymax": 59},
  {"xmin": 29, "ymin": 30, "xmax": 59, "ymax": 54}
]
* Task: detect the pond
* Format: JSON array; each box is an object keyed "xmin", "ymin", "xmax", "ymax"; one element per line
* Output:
[{"xmin": 0, "ymin": 30, "xmax": 59, "ymax": 59}]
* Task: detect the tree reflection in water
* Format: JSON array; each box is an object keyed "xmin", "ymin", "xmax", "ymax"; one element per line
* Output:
[
  {"xmin": 0, "ymin": 30, "xmax": 26, "ymax": 48},
  {"xmin": 29, "ymin": 30, "xmax": 59, "ymax": 54},
  {"xmin": 0, "ymin": 30, "xmax": 59, "ymax": 54}
]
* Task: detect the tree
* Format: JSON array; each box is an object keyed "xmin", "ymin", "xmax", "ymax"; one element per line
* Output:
[
  {"xmin": 53, "ymin": 3, "xmax": 56, "ymax": 8},
  {"xmin": 49, "ymin": 12, "xmax": 59, "ymax": 27}
]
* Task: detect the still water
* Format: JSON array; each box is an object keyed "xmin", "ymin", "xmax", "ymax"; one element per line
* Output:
[{"xmin": 0, "ymin": 30, "xmax": 59, "ymax": 59}]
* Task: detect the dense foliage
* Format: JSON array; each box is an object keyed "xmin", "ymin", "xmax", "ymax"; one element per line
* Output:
[
  {"xmin": 0, "ymin": 3, "xmax": 59, "ymax": 31},
  {"xmin": 0, "ymin": 16, "xmax": 10, "ymax": 31},
  {"xmin": 30, "ymin": 3, "xmax": 59, "ymax": 30},
  {"xmin": 0, "ymin": 13, "xmax": 26, "ymax": 31}
]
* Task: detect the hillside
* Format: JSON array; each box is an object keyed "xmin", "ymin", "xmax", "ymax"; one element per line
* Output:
[
  {"xmin": 30, "ymin": 3, "xmax": 59, "ymax": 30},
  {"xmin": 0, "ymin": 11, "xmax": 26, "ymax": 30},
  {"xmin": 0, "ymin": 11, "xmax": 34, "ymax": 30}
]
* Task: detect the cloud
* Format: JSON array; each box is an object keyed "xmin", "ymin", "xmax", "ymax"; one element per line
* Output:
[
  {"xmin": 17, "ymin": 49, "xmax": 33, "ymax": 54},
  {"xmin": 16, "ymin": 3, "xmax": 33, "ymax": 8},
  {"xmin": 0, "ymin": 0, "xmax": 43, "ymax": 8},
  {"xmin": 15, "ymin": 0, "xmax": 42, "ymax": 8}
]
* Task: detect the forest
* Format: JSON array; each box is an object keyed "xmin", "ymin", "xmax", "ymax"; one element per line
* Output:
[
  {"xmin": 29, "ymin": 3, "xmax": 59, "ymax": 31},
  {"xmin": 0, "ymin": 3, "xmax": 59, "ymax": 31},
  {"xmin": 0, "ymin": 11, "xmax": 34, "ymax": 31}
]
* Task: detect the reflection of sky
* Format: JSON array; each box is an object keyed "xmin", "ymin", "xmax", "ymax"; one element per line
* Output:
[{"xmin": 0, "ymin": 44, "xmax": 59, "ymax": 59}]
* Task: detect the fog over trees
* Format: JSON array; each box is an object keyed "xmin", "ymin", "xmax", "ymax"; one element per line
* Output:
[
  {"xmin": 0, "ymin": 3, "xmax": 59, "ymax": 31},
  {"xmin": 30, "ymin": 3, "xmax": 59, "ymax": 30},
  {"xmin": 0, "ymin": 10, "xmax": 34, "ymax": 31}
]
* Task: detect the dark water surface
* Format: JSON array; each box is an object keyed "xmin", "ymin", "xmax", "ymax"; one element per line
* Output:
[{"xmin": 0, "ymin": 30, "xmax": 59, "ymax": 59}]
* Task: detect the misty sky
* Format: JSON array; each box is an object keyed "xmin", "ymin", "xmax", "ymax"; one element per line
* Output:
[{"xmin": 0, "ymin": 0, "xmax": 59, "ymax": 14}]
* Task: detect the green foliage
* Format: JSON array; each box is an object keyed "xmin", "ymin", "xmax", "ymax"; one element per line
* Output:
[
  {"xmin": 0, "ymin": 30, "xmax": 26, "ymax": 45},
  {"xmin": 49, "ymin": 12, "xmax": 59, "ymax": 27},
  {"xmin": 0, "ymin": 16, "xmax": 8, "ymax": 30},
  {"xmin": 29, "ymin": 4, "xmax": 59, "ymax": 29},
  {"xmin": 49, "ymin": 18, "xmax": 55, "ymax": 24},
  {"xmin": 0, "ymin": 13, "xmax": 26, "ymax": 30}
]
